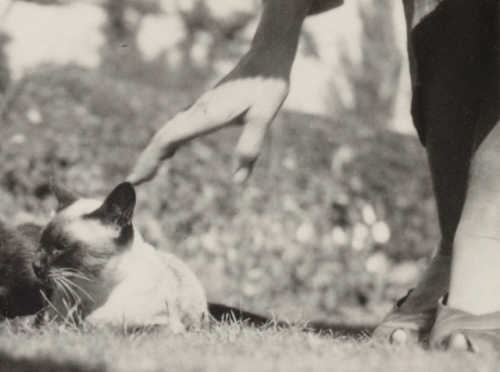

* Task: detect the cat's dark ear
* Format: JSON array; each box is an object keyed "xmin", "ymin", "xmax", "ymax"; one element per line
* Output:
[
  {"xmin": 87, "ymin": 182, "xmax": 136, "ymax": 227},
  {"xmin": 49, "ymin": 177, "xmax": 79, "ymax": 211}
]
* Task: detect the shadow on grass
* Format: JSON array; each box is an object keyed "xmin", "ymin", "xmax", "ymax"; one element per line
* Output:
[
  {"xmin": 0, "ymin": 352, "xmax": 104, "ymax": 372},
  {"xmin": 306, "ymin": 320, "xmax": 375, "ymax": 338},
  {"xmin": 208, "ymin": 303, "xmax": 375, "ymax": 338}
]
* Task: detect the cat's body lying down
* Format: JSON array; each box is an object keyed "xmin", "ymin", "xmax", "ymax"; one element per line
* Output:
[
  {"xmin": 1, "ymin": 181, "xmax": 280, "ymax": 331},
  {"xmin": 33, "ymin": 181, "xmax": 207, "ymax": 332},
  {"xmin": 1, "ymin": 187, "xmax": 367, "ymax": 335},
  {"xmin": 0, "ymin": 216, "xmax": 273, "ymax": 329}
]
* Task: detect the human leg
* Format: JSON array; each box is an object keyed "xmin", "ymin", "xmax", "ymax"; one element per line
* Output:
[
  {"xmin": 427, "ymin": 0, "xmax": 500, "ymax": 351},
  {"xmin": 431, "ymin": 77, "xmax": 500, "ymax": 352},
  {"xmin": 374, "ymin": 0, "xmax": 497, "ymax": 344},
  {"xmin": 373, "ymin": 87, "xmax": 475, "ymax": 343}
]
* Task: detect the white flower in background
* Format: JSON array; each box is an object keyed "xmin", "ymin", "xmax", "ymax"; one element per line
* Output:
[
  {"xmin": 331, "ymin": 145, "xmax": 354, "ymax": 176},
  {"xmin": 190, "ymin": 32, "xmax": 214, "ymax": 66},
  {"xmin": 372, "ymin": 221, "xmax": 391, "ymax": 244},
  {"xmin": 10, "ymin": 133, "xmax": 25, "ymax": 145},
  {"xmin": 201, "ymin": 229, "xmax": 220, "ymax": 254},
  {"xmin": 282, "ymin": 195, "xmax": 299, "ymax": 212},
  {"xmin": 296, "ymin": 221, "xmax": 315, "ymax": 244},
  {"xmin": 139, "ymin": 14, "xmax": 186, "ymax": 61},
  {"xmin": 352, "ymin": 222, "xmax": 369, "ymax": 251},
  {"xmin": 331, "ymin": 226, "xmax": 348, "ymax": 246},
  {"xmin": 248, "ymin": 268, "xmax": 263, "ymax": 281},
  {"xmin": 365, "ymin": 251, "xmax": 390, "ymax": 275},
  {"xmin": 243, "ymin": 283, "xmax": 257, "ymax": 297},
  {"xmin": 281, "ymin": 155, "xmax": 297, "ymax": 170},
  {"xmin": 26, "ymin": 108, "xmax": 42, "ymax": 125},
  {"xmin": 387, "ymin": 261, "xmax": 421, "ymax": 286},
  {"xmin": 361, "ymin": 203, "xmax": 376, "ymax": 225}
]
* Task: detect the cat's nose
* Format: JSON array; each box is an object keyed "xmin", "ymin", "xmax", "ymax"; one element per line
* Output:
[{"xmin": 32, "ymin": 259, "xmax": 44, "ymax": 278}]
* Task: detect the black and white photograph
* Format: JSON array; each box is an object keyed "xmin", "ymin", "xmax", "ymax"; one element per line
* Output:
[{"xmin": 0, "ymin": 0, "xmax": 499, "ymax": 371}]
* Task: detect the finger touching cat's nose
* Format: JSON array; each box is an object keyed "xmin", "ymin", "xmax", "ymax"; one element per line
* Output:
[{"xmin": 126, "ymin": 149, "xmax": 161, "ymax": 186}]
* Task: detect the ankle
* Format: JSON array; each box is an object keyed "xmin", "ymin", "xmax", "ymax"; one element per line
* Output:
[
  {"xmin": 455, "ymin": 203, "xmax": 500, "ymax": 246},
  {"xmin": 448, "ymin": 236, "xmax": 500, "ymax": 315}
]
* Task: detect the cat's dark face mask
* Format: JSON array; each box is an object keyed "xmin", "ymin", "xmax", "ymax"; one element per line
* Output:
[{"xmin": 33, "ymin": 181, "xmax": 136, "ymax": 283}]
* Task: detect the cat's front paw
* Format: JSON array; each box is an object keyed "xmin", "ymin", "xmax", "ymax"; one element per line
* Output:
[{"xmin": 169, "ymin": 318, "xmax": 186, "ymax": 335}]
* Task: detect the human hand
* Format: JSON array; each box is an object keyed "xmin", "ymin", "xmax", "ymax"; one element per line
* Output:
[
  {"xmin": 126, "ymin": 0, "xmax": 326, "ymax": 186},
  {"xmin": 127, "ymin": 56, "xmax": 289, "ymax": 185}
]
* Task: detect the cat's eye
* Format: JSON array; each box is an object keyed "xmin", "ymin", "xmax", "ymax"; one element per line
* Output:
[{"xmin": 54, "ymin": 243, "xmax": 70, "ymax": 251}]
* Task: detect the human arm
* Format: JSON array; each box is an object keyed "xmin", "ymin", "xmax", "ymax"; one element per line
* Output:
[{"xmin": 127, "ymin": 0, "xmax": 342, "ymax": 185}]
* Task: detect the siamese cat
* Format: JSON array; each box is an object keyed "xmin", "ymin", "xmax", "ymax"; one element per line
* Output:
[
  {"xmin": 0, "ymin": 182, "xmax": 369, "ymax": 337},
  {"xmin": 33, "ymin": 180, "xmax": 207, "ymax": 332},
  {"xmin": 0, "ymin": 214, "xmax": 278, "ymax": 329},
  {"xmin": 0, "ymin": 181, "xmax": 284, "ymax": 329}
]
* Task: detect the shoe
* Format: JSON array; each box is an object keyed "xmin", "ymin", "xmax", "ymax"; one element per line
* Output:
[
  {"xmin": 430, "ymin": 298, "xmax": 500, "ymax": 353},
  {"xmin": 372, "ymin": 252, "xmax": 451, "ymax": 344},
  {"xmin": 372, "ymin": 289, "xmax": 438, "ymax": 344}
]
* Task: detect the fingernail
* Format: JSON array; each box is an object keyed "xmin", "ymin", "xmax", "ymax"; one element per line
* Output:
[
  {"xmin": 390, "ymin": 329, "xmax": 407, "ymax": 345},
  {"xmin": 233, "ymin": 167, "xmax": 249, "ymax": 185}
]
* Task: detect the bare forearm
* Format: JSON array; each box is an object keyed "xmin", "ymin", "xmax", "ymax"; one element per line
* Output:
[
  {"xmin": 252, "ymin": 0, "xmax": 343, "ymax": 52},
  {"xmin": 221, "ymin": 0, "xmax": 313, "ymax": 82},
  {"xmin": 251, "ymin": 0, "xmax": 313, "ymax": 59},
  {"xmin": 309, "ymin": 0, "xmax": 344, "ymax": 15},
  {"xmin": 128, "ymin": 2, "xmax": 343, "ymax": 185},
  {"xmin": 238, "ymin": 0, "xmax": 342, "ymax": 79}
]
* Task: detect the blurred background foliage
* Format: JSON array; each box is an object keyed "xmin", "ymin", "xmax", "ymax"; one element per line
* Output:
[{"xmin": 0, "ymin": 0, "xmax": 437, "ymax": 323}]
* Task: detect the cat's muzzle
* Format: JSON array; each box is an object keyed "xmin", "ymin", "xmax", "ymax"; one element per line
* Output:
[{"xmin": 32, "ymin": 259, "xmax": 51, "ymax": 285}]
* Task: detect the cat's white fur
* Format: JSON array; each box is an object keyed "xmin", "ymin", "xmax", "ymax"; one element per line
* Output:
[
  {"xmin": 47, "ymin": 198, "xmax": 207, "ymax": 332},
  {"xmin": 62, "ymin": 200, "xmax": 119, "ymax": 248}
]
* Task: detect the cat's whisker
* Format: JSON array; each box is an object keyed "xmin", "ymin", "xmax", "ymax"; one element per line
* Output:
[
  {"xmin": 56, "ymin": 269, "xmax": 97, "ymax": 302},
  {"xmin": 60, "ymin": 271, "xmax": 99, "ymax": 284},
  {"xmin": 52, "ymin": 274, "xmax": 80, "ymax": 309},
  {"xmin": 53, "ymin": 276, "xmax": 85, "ymax": 328},
  {"xmin": 57, "ymin": 277, "xmax": 83, "ymax": 305},
  {"xmin": 61, "ymin": 277, "xmax": 96, "ymax": 303},
  {"xmin": 59, "ymin": 279, "xmax": 78, "ymax": 303},
  {"xmin": 48, "ymin": 268, "xmax": 64, "ymax": 278},
  {"xmin": 40, "ymin": 283, "xmax": 79, "ymax": 331},
  {"xmin": 59, "ymin": 268, "xmax": 87, "ymax": 275},
  {"xmin": 52, "ymin": 276, "xmax": 73, "ymax": 304},
  {"xmin": 57, "ymin": 267, "xmax": 94, "ymax": 280},
  {"xmin": 59, "ymin": 268, "xmax": 87, "ymax": 276},
  {"xmin": 44, "ymin": 272, "xmax": 58, "ymax": 287},
  {"xmin": 68, "ymin": 273, "xmax": 98, "ymax": 282}
]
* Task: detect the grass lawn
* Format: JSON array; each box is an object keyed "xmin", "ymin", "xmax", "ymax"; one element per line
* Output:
[{"xmin": 0, "ymin": 319, "xmax": 496, "ymax": 372}]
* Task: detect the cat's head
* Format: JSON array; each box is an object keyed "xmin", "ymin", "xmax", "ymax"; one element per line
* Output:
[{"xmin": 33, "ymin": 180, "xmax": 136, "ymax": 284}]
